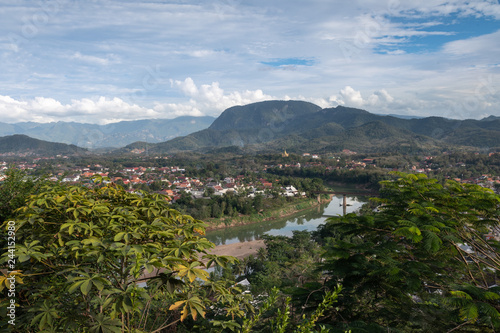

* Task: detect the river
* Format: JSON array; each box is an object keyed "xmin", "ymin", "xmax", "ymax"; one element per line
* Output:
[{"xmin": 206, "ymin": 191, "xmax": 370, "ymax": 246}]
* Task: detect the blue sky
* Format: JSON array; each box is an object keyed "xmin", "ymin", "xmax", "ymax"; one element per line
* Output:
[{"xmin": 0, "ymin": 0, "xmax": 499, "ymax": 124}]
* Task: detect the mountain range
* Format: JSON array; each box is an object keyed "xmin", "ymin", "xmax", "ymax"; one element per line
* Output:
[
  {"xmin": 0, "ymin": 116, "xmax": 215, "ymax": 149},
  {"xmin": 1, "ymin": 100, "xmax": 499, "ymax": 155},
  {"xmin": 126, "ymin": 100, "xmax": 499, "ymax": 154}
]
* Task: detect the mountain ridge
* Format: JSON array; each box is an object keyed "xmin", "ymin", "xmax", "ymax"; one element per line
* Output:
[
  {"xmin": 125, "ymin": 100, "xmax": 499, "ymax": 154},
  {"xmin": 0, "ymin": 116, "xmax": 215, "ymax": 149},
  {"xmin": 3, "ymin": 100, "xmax": 498, "ymax": 155}
]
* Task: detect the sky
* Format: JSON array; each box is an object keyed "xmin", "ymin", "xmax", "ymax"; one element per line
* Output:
[{"xmin": 0, "ymin": 0, "xmax": 499, "ymax": 124}]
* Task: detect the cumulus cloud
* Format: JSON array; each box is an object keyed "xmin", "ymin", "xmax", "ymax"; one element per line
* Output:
[
  {"xmin": 0, "ymin": 79, "xmax": 275, "ymax": 124},
  {"xmin": 166, "ymin": 77, "xmax": 274, "ymax": 116},
  {"xmin": 327, "ymin": 86, "xmax": 395, "ymax": 109},
  {"xmin": 374, "ymin": 89, "xmax": 395, "ymax": 103},
  {"xmin": 0, "ymin": 1, "xmax": 499, "ymax": 122},
  {"xmin": 0, "ymin": 95, "xmax": 31, "ymax": 121},
  {"xmin": 0, "ymin": 95, "xmax": 160, "ymax": 124}
]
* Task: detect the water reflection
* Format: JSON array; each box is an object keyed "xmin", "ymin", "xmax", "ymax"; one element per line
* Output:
[{"xmin": 206, "ymin": 194, "xmax": 368, "ymax": 245}]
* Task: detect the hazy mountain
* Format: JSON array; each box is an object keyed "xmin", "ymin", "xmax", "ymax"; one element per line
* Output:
[
  {"xmin": 0, "ymin": 135, "xmax": 88, "ymax": 156},
  {"xmin": 0, "ymin": 116, "xmax": 215, "ymax": 149},
  {"xmin": 126, "ymin": 100, "xmax": 499, "ymax": 154}
]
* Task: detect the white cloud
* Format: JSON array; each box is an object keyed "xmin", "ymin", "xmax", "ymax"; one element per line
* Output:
[
  {"xmin": 70, "ymin": 52, "xmax": 119, "ymax": 66},
  {"xmin": 186, "ymin": 49, "xmax": 217, "ymax": 58},
  {"xmin": 169, "ymin": 77, "xmax": 274, "ymax": 116},
  {"xmin": 0, "ymin": 79, "xmax": 275, "ymax": 124},
  {"xmin": 339, "ymin": 86, "xmax": 364, "ymax": 107},
  {"xmin": 326, "ymin": 86, "xmax": 395, "ymax": 109},
  {"xmin": 0, "ymin": 95, "xmax": 30, "ymax": 121},
  {"xmin": 175, "ymin": 77, "xmax": 199, "ymax": 97},
  {"xmin": 381, "ymin": 0, "xmax": 500, "ymax": 20},
  {"xmin": 0, "ymin": 95, "xmax": 159, "ymax": 124},
  {"xmin": 0, "ymin": 0, "xmax": 499, "ymax": 123},
  {"xmin": 442, "ymin": 30, "xmax": 500, "ymax": 56},
  {"xmin": 374, "ymin": 89, "xmax": 395, "ymax": 103},
  {"xmin": 29, "ymin": 97, "xmax": 66, "ymax": 115}
]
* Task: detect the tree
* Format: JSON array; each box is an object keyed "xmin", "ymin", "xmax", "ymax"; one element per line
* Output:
[
  {"xmin": 0, "ymin": 168, "xmax": 45, "ymax": 222},
  {"xmin": 253, "ymin": 194, "xmax": 264, "ymax": 212},
  {"xmin": 0, "ymin": 178, "xmax": 249, "ymax": 332},
  {"xmin": 315, "ymin": 172, "xmax": 500, "ymax": 332},
  {"xmin": 246, "ymin": 233, "xmax": 322, "ymax": 294}
]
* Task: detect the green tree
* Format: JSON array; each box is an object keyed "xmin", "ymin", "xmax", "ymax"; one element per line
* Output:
[
  {"xmin": 247, "ymin": 233, "xmax": 322, "ymax": 294},
  {"xmin": 0, "ymin": 179, "xmax": 249, "ymax": 332},
  {"xmin": 316, "ymin": 172, "xmax": 500, "ymax": 332},
  {"xmin": 0, "ymin": 168, "xmax": 45, "ymax": 222},
  {"xmin": 253, "ymin": 194, "xmax": 264, "ymax": 212}
]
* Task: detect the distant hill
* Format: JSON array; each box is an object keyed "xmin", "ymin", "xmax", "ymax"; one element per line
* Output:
[
  {"xmin": 0, "ymin": 135, "xmax": 88, "ymax": 156},
  {"xmin": 123, "ymin": 100, "xmax": 499, "ymax": 154},
  {"xmin": 0, "ymin": 116, "xmax": 215, "ymax": 149}
]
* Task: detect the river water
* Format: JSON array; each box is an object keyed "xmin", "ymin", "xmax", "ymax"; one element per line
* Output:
[{"xmin": 206, "ymin": 193, "xmax": 370, "ymax": 246}]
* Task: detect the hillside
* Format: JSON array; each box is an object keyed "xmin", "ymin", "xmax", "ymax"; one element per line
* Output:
[
  {"xmin": 209, "ymin": 100, "xmax": 321, "ymax": 131},
  {"xmin": 126, "ymin": 100, "xmax": 499, "ymax": 154},
  {"xmin": 0, "ymin": 116, "xmax": 215, "ymax": 149},
  {"xmin": 266, "ymin": 121, "xmax": 441, "ymax": 154},
  {"xmin": 0, "ymin": 135, "xmax": 88, "ymax": 156}
]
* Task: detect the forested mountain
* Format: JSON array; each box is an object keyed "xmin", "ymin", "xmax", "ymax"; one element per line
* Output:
[
  {"xmin": 209, "ymin": 100, "xmax": 322, "ymax": 131},
  {"xmin": 0, "ymin": 116, "xmax": 215, "ymax": 149},
  {"xmin": 127, "ymin": 100, "xmax": 499, "ymax": 154},
  {"xmin": 0, "ymin": 134, "xmax": 88, "ymax": 155}
]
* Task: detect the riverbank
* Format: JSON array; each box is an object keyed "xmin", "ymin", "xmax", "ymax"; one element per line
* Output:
[
  {"xmin": 205, "ymin": 239, "xmax": 265, "ymax": 260},
  {"xmin": 204, "ymin": 195, "xmax": 332, "ymax": 232}
]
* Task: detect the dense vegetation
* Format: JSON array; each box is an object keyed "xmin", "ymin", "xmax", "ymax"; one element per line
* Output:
[
  {"xmin": 225, "ymin": 173, "xmax": 500, "ymax": 332},
  {"xmin": 267, "ymin": 165, "xmax": 390, "ymax": 189},
  {"xmin": 0, "ymin": 172, "xmax": 332, "ymax": 332},
  {"xmin": 312, "ymin": 173, "xmax": 500, "ymax": 332},
  {"xmin": 424, "ymin": 152, "xmax": 500, "ymax": 180},
  {"xmin": 1, "ymin": 170, "xmax": 499, "ymax": 332},
  {"xmin": 1, "ymin": 177, "xmax": 252, "ymax": 332}
]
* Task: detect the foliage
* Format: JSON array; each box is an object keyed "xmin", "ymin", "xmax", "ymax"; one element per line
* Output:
[
  {"xmin": 268, "ymin": 165, "xmax": 389, "ymax": 189},
  {"xmin": 315, "ymin": 172, "xmax": 500, "ymax": 332},
  {"xmin": 425, "ymin": 152, "xmax": 500, "ymax": 180},
  {"xmin": 240, "ymin": 286, "xmax": 341, "ymax": 333},
  {"xmin": 0, "ymin": 168, "xmax": 46, "ymax": 222},
  {"xmin": 244, "ymin": 231, "xmax": 323, "ymax": 293},
  {"xmin": 0, "ymin": 179, "xmax": 250, "ymax": 332}
]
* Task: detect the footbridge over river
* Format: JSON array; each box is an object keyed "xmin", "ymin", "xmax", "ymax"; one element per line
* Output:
[{"xmin": 314, "ymin": 190, "xmax": 379, "ymax": 216}]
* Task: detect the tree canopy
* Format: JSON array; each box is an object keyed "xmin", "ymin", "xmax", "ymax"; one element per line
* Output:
[
  {"xmin": 0, "ymin": 178, "xmax": 248, "ymax": 332},
  {"xmin": 313, "ymin": 172, "xmax": 500, "ymax": 332},
  {"xmin": 3, "ymin": 170, "xmax": 499, "ymax": 332}
]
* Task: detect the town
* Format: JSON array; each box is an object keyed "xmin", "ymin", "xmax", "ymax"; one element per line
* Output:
[{"xmin": 2, "ymin": 149, "xmax": 499, "ymax": 199}]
